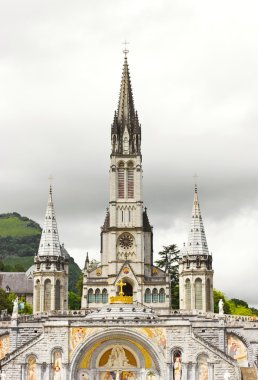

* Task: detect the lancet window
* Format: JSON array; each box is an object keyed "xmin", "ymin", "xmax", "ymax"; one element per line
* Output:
[{"xmin": 195, "ymin": 278, "xmax": 203, "ymax": 310}]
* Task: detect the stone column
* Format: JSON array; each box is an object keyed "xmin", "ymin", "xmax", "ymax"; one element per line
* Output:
[
  {"xmin": 191, "ymin": 363, "xmax": 197, "ymax": 380},
  {"xmin": 181, "ymin": 362, "xmax": 188, "ymax": 380},
  {"xmin": 167, "ymin": 363, "xmax": 173, "ymax": 380},
  {"xmin": 62, "ymin": 363, "xmax": 69, "ymax": 380},
  {"xmin": 208, "ymin": 363, "xmax": 214, "ymax": 380},
  {"xmin": 21, "ymin": 364, "xmax": 26, "ymax": 380}
]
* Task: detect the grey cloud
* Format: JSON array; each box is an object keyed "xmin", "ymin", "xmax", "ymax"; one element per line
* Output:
[{"xmin": 1, "ymin": 0, "xmax": 258, "ymax": 307}]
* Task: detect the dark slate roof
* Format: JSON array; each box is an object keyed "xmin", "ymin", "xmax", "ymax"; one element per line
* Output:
[
  {"xmin": 0, "ymin": 271, "xmax": 33, "ymax": 294},
  {"xmin": 143, "ymin": 208, "xmax": 152, "ymax": 232}
]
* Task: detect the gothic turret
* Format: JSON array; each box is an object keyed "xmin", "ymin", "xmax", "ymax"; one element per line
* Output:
[
  {"xmin": 179, "ymin": 185, "xmax": 214, "ymax": 312},
  {"xmin": 33, "ymin": 185, "xmax": 68, "ymax": 313},
  {"xmin": 111, "ymin": 56, "xmax": 141, "ymax": 155}
]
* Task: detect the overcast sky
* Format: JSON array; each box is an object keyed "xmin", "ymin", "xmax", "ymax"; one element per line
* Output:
[{"xmin": 1, "ymin": 0, "xmax": 258, "ymax": 307}]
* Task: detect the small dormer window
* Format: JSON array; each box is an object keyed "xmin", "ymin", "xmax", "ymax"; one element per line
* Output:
[{"xmin": 5, "ymin": 286, "xmax": 10, "ymax": 293}]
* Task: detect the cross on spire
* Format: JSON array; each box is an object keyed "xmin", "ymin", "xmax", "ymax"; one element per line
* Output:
[
  {"xmin": 193, "ymin": 173, "xmax": 199, "ymax": 193},
  {"xmin": 122, "ymin": 40, "xmax": 129, "ymax": 57}
]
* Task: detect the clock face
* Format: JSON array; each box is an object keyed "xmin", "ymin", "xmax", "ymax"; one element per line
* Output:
[{"xmin": 119, "ymin": 233, "xmax": 133, "ymax": 249}]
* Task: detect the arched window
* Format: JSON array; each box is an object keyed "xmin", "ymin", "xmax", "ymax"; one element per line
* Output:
[
  {"xmin": 185, "ymin": 279, "xmax": 191, "ymax": 310},
  {"xmin": 88, "ymin": 288, "xmax": 95, "ymax": 303},
  {"xmin": 55, "ymin": 279, "xmax": 61, "ymax": 310},
  {"xmin": 102, "ymin": 289, "xmax": 108, "ymax": 304},
  {"xmin": 35, "ymin": 280, "xmax": 40, "ymax": 312},
  {"xmin": 44, "ymin": 279, "xmax": 51, "ymax": 311},
  {"xmin": 52, "ymin": 350, "xmax": 62, "ymax": 378},
  {"xmin": 144, "ymin": 288, "xmax": 151, "ymax": 303},
  {"xmin": 195, "ymin": 278, "xmax": 203, "ymax": 310},
  {"xmin": 118, "ymin": 162, "xmax": 125, "ymax": 198},
  {"xmin": 198, "ymin": 354, "xmax": 209, "ymax": 380},
  {"xmin": 27, "ymin": 355, "xmax": 37, "ymax": 380},
  {"xmin": 95, "ymin": 288, "xmax": 102, "ymax": 303},
  {"xmin": 152, "ymin": 288, "xmax": 158, "ymax": 303},
  {"xmin": 159, "ymin": 288, "xmax": 165, "ymax": 303},
  {"xmin": 206, "ymin": 278, "xmax": 211, "ymax": 311},
  {"xmin": 127, "ymin": 162, "xmax": 134, "ymax": 198}
]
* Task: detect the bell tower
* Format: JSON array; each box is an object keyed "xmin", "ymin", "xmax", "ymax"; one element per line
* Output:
[
  {"xmin": 33, "ymin": 186, "xmax": 69, "ymax": 313},
  {"xmin": 81, "ymin": 52, "xmax": 169, "ymax": 310},
  {"xmin": 179, "ymin": 185, "xmax": 214, "ymax": 312}
]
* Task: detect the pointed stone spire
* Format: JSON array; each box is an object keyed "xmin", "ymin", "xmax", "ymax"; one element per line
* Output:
[
  {"xmin": 38, "ymin": 185, "xmax": 61, "ymax": 256},
  {"xmin": 111, "ymin": 54, "xmax": 141, "ymax": 155},
  {"xmin": 117, "ymin": 56, "xmax": 135, "ymax": 125},
  {"xmin": 84, "ymin": 252, "xmax": 89, "ymax": 270},
  {"xmin": 184, "ymin": 185, "xmax": 209, "ymax": 256}
]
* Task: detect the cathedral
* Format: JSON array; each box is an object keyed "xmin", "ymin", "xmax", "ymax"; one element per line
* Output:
[{"xmin": 0, "ymin": 53, "xmax": 257, "ymax": 380}]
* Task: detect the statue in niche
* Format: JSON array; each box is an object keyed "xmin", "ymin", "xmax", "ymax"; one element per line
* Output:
[
  {"xmin": 27, "ymin": 356, "xmax": 37, "ymax": 380},
  {"xmin": 53, "ymin": 351, "xmax": 62, "ymax": 380},
  {"xmin": 173, "ymin": 351, "xmax": 182, "ymax": 380}
]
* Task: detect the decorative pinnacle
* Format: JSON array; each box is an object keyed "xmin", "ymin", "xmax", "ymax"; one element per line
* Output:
[{"xmin": 122, "ymin": 40, "xmax": 129, "ymax": 57}]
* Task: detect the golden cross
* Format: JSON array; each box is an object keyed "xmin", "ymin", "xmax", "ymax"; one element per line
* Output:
[{"xmin": 116, "ymin": 279, "xmax": 126, "ymax": 296}]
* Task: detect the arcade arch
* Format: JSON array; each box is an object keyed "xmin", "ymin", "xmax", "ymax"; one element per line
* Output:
[{"xmin": 70, "ymin": 329, "xmax": 164, "ymax": 380}]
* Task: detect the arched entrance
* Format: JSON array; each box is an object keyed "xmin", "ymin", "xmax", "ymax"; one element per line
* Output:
[
  {"xmin": 70, "ymin": 329, "xmax": 163, "ymax": 380},
  {"xmin": 122, "ymin": 283, "xmax": 133, "ymax": 297}
]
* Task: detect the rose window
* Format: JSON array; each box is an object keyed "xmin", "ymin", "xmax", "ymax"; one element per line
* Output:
[{"xmin": 119, "ymin": 233, "xmax": 134, "ymax": 250}]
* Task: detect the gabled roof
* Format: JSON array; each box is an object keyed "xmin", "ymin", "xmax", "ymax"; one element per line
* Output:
[{"xmin": 0, "ymin": 272, "xmax": 33, "ymax": 294}]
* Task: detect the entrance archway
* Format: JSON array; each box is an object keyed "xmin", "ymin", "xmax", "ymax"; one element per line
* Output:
[
  {"xmin": 123, "ymin": 283, "xmax": 133, "ymax": 297},
  {"xmin": 70, "ymin": 329, "xmax": 163, "ymax": 380}
]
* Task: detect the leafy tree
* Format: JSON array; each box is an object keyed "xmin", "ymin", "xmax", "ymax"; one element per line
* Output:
[
  {"xmin": 18, "ymin": 296, "xmax": 33, "ymax": 315},
  {"xmin": 0, "ymin": 288, "xmax": 13, "ymax": 313},
  {"xmin": 213, "ymin": 289, "xmax": 231, "ymax": 314},
  {"xmin": 230, "ymin": 298, "xmax": 248, "ymax": 308},
  {"xmin": 155, "ymin": 244, "xmax": 180, "ymax": 309},
  {"xmin": 76, "ymin": 274, "xmax": 83, "ymax": 296},
  {"xmin": 14, "ymin": 264, "xmax": 25, "ymax": 272},
  {"xmin": 0, "ymin": 261, "xmax": 4, "ymax": 271},
  {"xmin": 68, "ymin": 291, "xmax": 81, "ymax": 310},
  {"xmin": 250, "ymin": 307, "xmax": 258, "ymax": 316}
]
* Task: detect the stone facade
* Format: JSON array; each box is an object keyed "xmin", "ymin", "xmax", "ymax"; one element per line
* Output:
[{"xmin": 0, "ymin": 55, "xmax": 257, "ymax": 380}]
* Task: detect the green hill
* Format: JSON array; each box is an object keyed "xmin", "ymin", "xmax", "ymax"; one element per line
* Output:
[{"xmin": 0, "ymin": 212, "xmax": 81, "ymax": 293}]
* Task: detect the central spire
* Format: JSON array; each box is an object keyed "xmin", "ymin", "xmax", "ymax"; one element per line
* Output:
[
  {"xmin": 111, "ymin": 55, "xmax": 141, "ymax": 156},
  {"xmin": 117, "ymin": 56, "xmax": 135, "ymax": 125}
]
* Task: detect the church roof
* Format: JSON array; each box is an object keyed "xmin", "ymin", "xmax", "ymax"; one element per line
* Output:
[
  {"xmin": 37, "ymin": 185, "xmax": 61, "ymax": 257},
  {"xmin": 182, "ymin": 185, "xmax": 209, "ymax": 256},
  {"xmin": 0, "ymin": 272, "xmax": 33, "ymax": 295}
]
